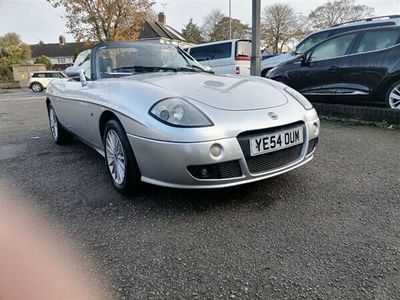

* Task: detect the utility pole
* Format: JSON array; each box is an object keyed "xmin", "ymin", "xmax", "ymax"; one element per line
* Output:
[
  {"xmin": 250, "ymin": 0, "xmax": 261, "ymax": 76},
  {"xmin": 229, "ymin": 0, "xmax": 232, "ymax": 39}
]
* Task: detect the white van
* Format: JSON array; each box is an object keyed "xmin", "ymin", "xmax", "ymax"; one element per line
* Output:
[{"xmin": 185, "ymin": 39, "xmax": 252, "ymax": 75}]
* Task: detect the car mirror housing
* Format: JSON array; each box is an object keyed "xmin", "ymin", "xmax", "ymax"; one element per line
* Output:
[
  {"xmin": 65, "ymin": 66, "xmax": 87, "ymax": 87},
  {"xmin": 300, "ymin": 54, "xmax": 309, "ymax": 67}
]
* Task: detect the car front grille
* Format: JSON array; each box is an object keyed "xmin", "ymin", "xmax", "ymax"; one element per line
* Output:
[
  {"xmin": 237, "ymin": 122, "xmax": 305, "ymax": 174},
  {"xmin": 245, "ymin": 144, "xmax": 303, "ymax": 174}
]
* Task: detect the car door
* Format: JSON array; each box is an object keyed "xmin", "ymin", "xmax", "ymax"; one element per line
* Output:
[
  {"xmin": 340, "ymin": 28, "xmax": 400, "ymax": 96},
  {"xmin": 57, "ymin": 51, "xmax": 92, "ymax": 140},
  {"xmin": 287, "ymin": 33, "xmax": 357, "ymax": 95}
]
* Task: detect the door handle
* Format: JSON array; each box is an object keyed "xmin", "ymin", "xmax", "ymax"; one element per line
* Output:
[{"xmin": 328, "ymin": 66, "xmax": 337, "ymax": 72}]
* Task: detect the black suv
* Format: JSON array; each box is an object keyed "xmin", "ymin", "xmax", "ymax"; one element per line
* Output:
[{"xmin": 267, "ymin": 26, "xmax": 400, "ymax": 109}]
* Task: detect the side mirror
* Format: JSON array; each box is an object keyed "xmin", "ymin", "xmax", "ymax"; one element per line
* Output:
[
  {"xmin": 65, "ymin": 66, "xmax": 87, "ymax": 87},
  {"xmin": 300, "ymin": 54, "xmax": 308, "ymax": 67}
]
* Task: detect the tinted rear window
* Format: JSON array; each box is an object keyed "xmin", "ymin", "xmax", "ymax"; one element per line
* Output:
[
  {"xmin": 354, "ymin": 29, "xmax": 400, "ymax": 53},
  {"xmin": 189, "ymin": 42, "xmax": 232, "ymax": 61}
]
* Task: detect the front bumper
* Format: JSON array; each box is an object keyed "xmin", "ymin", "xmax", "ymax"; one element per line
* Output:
[{"xmin": 127, "ymin": 119, "xmax": 319, "ymax": 189}]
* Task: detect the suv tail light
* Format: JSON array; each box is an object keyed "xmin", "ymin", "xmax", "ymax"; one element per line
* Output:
[{"xmin": 235, "ymin": 56, "xmax": 250, "ymax": 61}]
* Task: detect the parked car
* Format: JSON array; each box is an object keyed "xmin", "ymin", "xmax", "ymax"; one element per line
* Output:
[
  {"xmin": 261, "ymin": 15, "xmax": 400, "ymax": 77},
  {"xmin": 184, "ymin": 39, "xmax": 252, "ymax": 75},
  {"xmin": 267, "ymin": 26, "xmax": 400, "ymax": 109},
  {"xmin": 29, "ymin": 71, "xmax": 67, "ymax": 92},
  {"xmin": 45, "ymin": 41, "xmax": 320, "ymax": 194}
]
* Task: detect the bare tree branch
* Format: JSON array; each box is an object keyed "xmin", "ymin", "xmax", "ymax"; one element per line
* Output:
[{"xmin": 308, "ymin": 0, "xmax": 374, "ymax": 29}]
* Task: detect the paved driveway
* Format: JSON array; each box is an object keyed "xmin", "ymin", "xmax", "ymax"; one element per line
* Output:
[{"xmin": 0, "ymin": 92, "xmax": 399, "ymax": 299}]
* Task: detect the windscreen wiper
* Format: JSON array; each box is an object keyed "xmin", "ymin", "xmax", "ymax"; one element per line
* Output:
[{"xmin": 112, "ymin": 66, "xmax": 178, "ymax": 73}]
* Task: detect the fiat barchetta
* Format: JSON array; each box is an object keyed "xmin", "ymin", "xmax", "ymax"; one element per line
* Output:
[{"xmin": 46, "ymin": 42, "xmax": 320, "ymax": 194}]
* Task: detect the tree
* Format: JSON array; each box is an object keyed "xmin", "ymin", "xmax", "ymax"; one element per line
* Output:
[
  {"xmin": 262, "ymin": 4, "xmax": 306, "ymax": 54},
  {"xmin": 34, "ymin": 55, "xmax": 53, "ymax": 70},
  {"xmin": 201, "ymin": 9, "xmax": 225, "ymax": 42},
  {"xmin": 308, "ymin": 0, "xmax": 374, "ymax": 29},
  {"xmin": 182, "ymin": 19, "xmax": 203, "ymax": 44},
  {"xmin": 212, "ymin": 17, "xmax": 251, "ymax": 41},
  {"xmin": 47, "ymin": 0, "xmax": 155, "ymax": 42},
  {"xmin": 0, "ymin": 32, "xmax": 31, "ymax": 67}
]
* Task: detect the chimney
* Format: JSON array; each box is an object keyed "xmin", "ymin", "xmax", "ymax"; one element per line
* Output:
[
  {"xmin": 158, "ymin": 12, "xmax": 166, "ymax": 24},
  {"xmin": 59, "ymin": 35, "xmax": 66, "ymax": 46}
]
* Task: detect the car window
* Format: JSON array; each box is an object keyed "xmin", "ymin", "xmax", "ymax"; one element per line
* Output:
[
  {"xmin": 236, "ymin": 40, "xmax": 251, "ymax": 59},
  {"xmin": 52, "ymin": 73, "xmax": 65, "ymax": 78},
  {"xmin": 310, "ymin": 34, "xmax": 356, "ymax": 61},
  {"xmin": 354, "ymin": 30, "xmax": 400, "ymax": 53},
  {"xmin": 37, "ymin": 73, "xmax": 46, "ymax": 78},
  {"xmin": 189, "ymin": 42, "xmax": 232, "ymax": 61},
  {"xmin": 295, "ymin": 31, "xmax": 330, "ymax": 54}
]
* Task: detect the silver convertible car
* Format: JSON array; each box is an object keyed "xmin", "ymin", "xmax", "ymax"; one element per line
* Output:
[{"xmin": 46, "ymin": 42, "xmax": 320, "ymax": 193}]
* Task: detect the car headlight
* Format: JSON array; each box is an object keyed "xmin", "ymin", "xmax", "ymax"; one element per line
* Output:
[
  {"xmin": 149, "ymin": 97, "xmax": 213, "ymax": 127},
  {"xmin": 284, "ymin": 87, "xmax": 313, "ymax": 110}
]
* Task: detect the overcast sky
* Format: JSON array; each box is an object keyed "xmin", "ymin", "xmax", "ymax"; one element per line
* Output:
[{"xmin": 0, "ymin": 0, "xmax": 399, "ymax": 44}]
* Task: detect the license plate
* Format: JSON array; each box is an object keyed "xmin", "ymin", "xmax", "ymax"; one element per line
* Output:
[{"xmin": 250, "ymin": 127, "xmax": 303, "ymax": 156}]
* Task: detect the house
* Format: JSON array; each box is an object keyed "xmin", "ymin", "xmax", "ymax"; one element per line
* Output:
[
  {"xmin": 30, "ymin": 36, "xmax": 88, "ymax": 70},
  {"xmin": 138, "ymin": 12, "xmax": 192, "ymax": 48}
]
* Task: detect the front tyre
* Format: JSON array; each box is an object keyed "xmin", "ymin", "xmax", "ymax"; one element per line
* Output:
[
  {"xmin": 103, "ymin": 119, "xmax": 141, "ymax": 194},
  {"xmin": 386, "ymin": 80, "xmax": 400, "ymax": 109},
  {"xmin": 47, "ymin": 104, "xmax": 73, "ymax": 144}
]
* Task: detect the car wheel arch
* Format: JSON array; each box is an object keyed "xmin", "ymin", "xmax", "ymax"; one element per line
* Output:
[
  {"xmin": 99, "ymin": 110, "xmax": 123, "ymax": 141},
  {"xmin": 377, "ymin": 76, "xmax": 400, "ymax": 100},
  {"xmin": 261, "ymin": 68, "xmax": 272, "ymax": 78},
  {"xmin": 30, "ymin": 81, "xmax": 43, "ymax": 89}
]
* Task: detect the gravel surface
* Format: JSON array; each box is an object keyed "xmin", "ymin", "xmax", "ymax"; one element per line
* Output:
[{"xmin": 0, "ymin": 92, "xmax": 399, "ymax": 299}]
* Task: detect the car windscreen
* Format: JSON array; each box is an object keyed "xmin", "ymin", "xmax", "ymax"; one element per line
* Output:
[{"xmin": 95, "ymin": 43, "xmax": 205, "ymax": 79}]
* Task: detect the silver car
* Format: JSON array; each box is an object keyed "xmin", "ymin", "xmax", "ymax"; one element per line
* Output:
[{"xmin": 46, "ymin": 42, "xmax": 320, "ymax": 194}]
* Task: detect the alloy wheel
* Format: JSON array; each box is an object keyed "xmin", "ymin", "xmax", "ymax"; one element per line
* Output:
[
  {"xmin": 389, "ymin": 84, "xmax": 400, "ymax": 109},
  {"xmin": 32, "ymin": 83, "xmax": 41, "ymax": 92},
  {"xmin": 49, "ymin": 107, "xmax": 58, "ymax": 140},
  {"xmin": 105, "ymin": 129, "xmax": 126, "ymax": 185}
]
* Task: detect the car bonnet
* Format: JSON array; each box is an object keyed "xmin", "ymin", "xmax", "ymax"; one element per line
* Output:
[{"xmin": 132, "ymin": 72, "xmax": 289, "ymax": 111}]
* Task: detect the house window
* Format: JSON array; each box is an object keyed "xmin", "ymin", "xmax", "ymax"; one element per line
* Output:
[{"xmin": 58, "ymin": 58, "xmax": 66, "ymax": 63}]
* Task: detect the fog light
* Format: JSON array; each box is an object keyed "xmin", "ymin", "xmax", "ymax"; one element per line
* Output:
[
  {"xmin": 312, "ymin": 121, "xmax": 319, "ymax": 135},
  {"xmin": 210, "ymin": 144, "xmax": 223, "ymax": 158}
]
